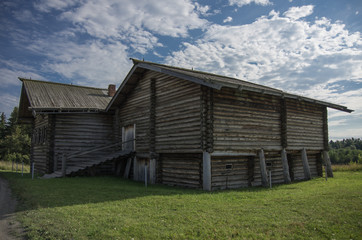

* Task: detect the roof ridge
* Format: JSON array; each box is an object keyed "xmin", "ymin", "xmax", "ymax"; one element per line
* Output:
[
  {"xmin": 18, "ymin": 77, "xmax": 108, "ymax": 91},
  {"xmin": 130, "ymin": 58, "xmax": 282, "ymax": 93}
]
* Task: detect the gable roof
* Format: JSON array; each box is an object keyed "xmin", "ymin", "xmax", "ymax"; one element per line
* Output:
[
  {"xmin": 107, "ymin": 59, "xmax": 353, "ymax": 113},
  {"xmin": 18, "ymin": 78, "xmax": 112, "ymax": 121}
]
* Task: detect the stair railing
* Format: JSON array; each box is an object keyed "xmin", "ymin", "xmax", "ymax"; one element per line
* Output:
[{"xmin": 60, "ymin": 139, "xmax": 136, "ymax": 177}]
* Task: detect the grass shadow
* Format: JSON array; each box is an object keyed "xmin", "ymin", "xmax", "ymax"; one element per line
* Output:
[{"xmin": 0, "ymin": 171, "xmax": 323, "ymax": 212}]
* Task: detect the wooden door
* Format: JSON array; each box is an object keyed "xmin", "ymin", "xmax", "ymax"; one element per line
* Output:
[{"xmin": 122, "ymin": 124, "xmax": 135, "ymax": 150}]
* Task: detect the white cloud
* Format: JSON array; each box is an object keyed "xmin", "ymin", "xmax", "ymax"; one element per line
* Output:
[
  {"xmin": 165, "ymin": 5, "xmax": 362, "ymax": 138},
  {"xmin": 0, "ymin": 92, "xmax": 19, "ymax": 117},
  {"xmin": 24, "ymin": 38, "xmax": 132, "ymax": 87},
  {"xmin": 13, "ymin": 9, "xmax": 39, "ymax": 23},
  {"xmin": 59, "ymin": 0, "xmax": 208, "ymax": 39},
  {"xmin": 283, "ymin": 5, "xmax": 314, "ymax": 20},
  {"xmin": 223, "ymin": 17, "xmax": 233, "ymax": 23},
  {"xmin": 34, "ymin": 0, "xmax": 79, "ymax": 12},
  {"xmin": 228, "ymin": 0, "xmax": 272, "ymax": 7},
  {"xmin": 166, "ymin": 6, "xmax": 362, "ymax": 90},
  {"xmin": 0, "ymin": 60, "xmax": 44, "ymax": 87},
  {"xmin": 15, "ymin": 0, "xmax": 210, "ymax": 88}
]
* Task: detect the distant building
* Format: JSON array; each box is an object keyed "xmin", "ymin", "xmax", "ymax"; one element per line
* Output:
[{"xmin": 18, "ymin": 59, "xmax": 352, "ymax": 190}]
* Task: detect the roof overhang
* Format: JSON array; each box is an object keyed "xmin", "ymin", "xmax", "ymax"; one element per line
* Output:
[{"xmin": 107, "ymin": 59, "xmax": 353, "ymax": 113}]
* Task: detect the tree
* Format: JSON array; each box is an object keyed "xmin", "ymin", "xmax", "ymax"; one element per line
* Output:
[
  {"xmin": 0, "ymin": 107, "xmax": 31, "ymax": 163},
  {"xmin": 0, "ymin": 112, "xmax": 6, "ymax": 139}
]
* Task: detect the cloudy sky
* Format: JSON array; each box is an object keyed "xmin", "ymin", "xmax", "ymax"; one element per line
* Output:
[{"xmin": 0, "ymin": 0, "xmax": 361, "ymax": 140}]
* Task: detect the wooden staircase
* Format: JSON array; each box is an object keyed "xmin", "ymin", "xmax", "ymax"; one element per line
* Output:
[{"xmin": 42, "ymin": 140, "xmax": 134, "ymax": 179}]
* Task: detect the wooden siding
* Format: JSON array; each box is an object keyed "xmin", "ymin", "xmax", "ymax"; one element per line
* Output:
[
  {"xmin": 213, "ymin": 88, "xmax": 281, "ymax": 152},
  {"xmin": 286, "ymin": 99, "xmax": 324, "ymax": 150},
  {"xmin": 53, "ymin": 114, "xmax": 114, "ymax": 171},
  {"xmin": 118, "ymin": 76, "xmax": 150, "ymax": 152},
  {"xmin": 154, "ymin": 73, "xmax": 202, "ymax": 153},
  {"xmin": 288, "ymin": 150, "xmax": 322, "ymax": 180},
  {"xmin": 264, "ymin": 152, "xmax": 285, "ymax": 185},
  {"xmin": 32, "ymin": 115, "xmax": 52, "ymax": 174},
  {"xmin": 211, "ymin": 155, "xmax": 249, "ymax": 190},
  {"xmin": 160, "ymin": 153, "xmax": 202, "ymax": 188}
]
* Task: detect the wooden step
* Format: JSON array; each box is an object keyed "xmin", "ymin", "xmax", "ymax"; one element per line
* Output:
[{"xmin": 41, "ymin": 150, "xmax": 133, "ymax": 179}]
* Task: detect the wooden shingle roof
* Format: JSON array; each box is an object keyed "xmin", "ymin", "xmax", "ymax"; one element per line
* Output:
[
  {"xmin": 18, "ymin": 78, "xmax": 112, "ymax": 121},
  {"xmin": 107, "ymin": 59, "xmax": 353, "ymax": 113}
]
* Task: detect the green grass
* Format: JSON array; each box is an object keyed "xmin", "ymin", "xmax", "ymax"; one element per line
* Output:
[
  {"xmin": 0, "ymin": 160, "xmax": 30, "ymax": 172},
  {"xmin": 1, "ymin": 171, "xmax": 361, "ymax": 240}
]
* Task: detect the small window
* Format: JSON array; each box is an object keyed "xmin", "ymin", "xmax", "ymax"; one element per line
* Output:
[{"xmin": 226, "ymin": 164, "xmax": 233, "ymax": 170}]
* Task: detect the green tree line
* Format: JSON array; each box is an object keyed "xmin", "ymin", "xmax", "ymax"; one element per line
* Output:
[
  {"xmin": 329, "ymin": 138, "xmax": 362, "ymax": 164},
  {"xmin": 0, "ymin": 107, "xmax": 31, "ymax": 164}
]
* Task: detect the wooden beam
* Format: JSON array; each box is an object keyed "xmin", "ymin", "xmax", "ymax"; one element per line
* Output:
[
  {"xmin": 123, "ymin": 157, "xmax": 132, "ymax": 179},
  {"xmin": 281, "ymin": 148, "xmax": 291, "ymax": 183},
  {"xmin": 61, "ymin": 154, "xmax": 67, "ymax": 177},
  {"xmin": 322, "ymin": 107, "xmax": 329, "ymax": 151},
  {"xmin": 287, "ymin": 153, "xmax": 294, "ymax": 181},
  {"xmin": 203, "ymin": 151, "xmax": 211, "ymax": 191},
  {"xmin": 323, "ymin": 151, "xmax": 334, "ymax": 178},
  {"xmin": 211, "ymin": 152, "xmax": 257, "ymax": 157},
  {"xmin": 149, "ymin": 158, "xmax": 156, "ymax": 184},
  {"xmin": 247, "ymin": 156, "xmax": 255, "ymax": 187},
  {"xmin": 301, "ymin": 148, "xmax": 311, "ymax": 180},
  {"xmin": 149, "ymin": 78, "xmax": 156, "ymax": 153},
  {"xmin": 280, "ymin": 98, "xmax": 287, "ymax": 148},
  {"xmin": 258, "ymin": 149, "xmax": 269, "ymax": 187}
]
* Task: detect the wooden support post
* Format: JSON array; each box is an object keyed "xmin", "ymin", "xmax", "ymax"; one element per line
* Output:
[
  {"xmin": 144, "ymin": 162, "xmax": 148, "ymax": 188},
  {"xmin": 149, "ymin": 158, "xmax": 156, "ymax": 184},
  {"xmin": 31, "ymin": 162, "xmax": 34, "ymax": 180},
  {"xmin": 281, "ymin": 149, "xmax": 291, "ymax": 183},
  {"xmin": 61, "ymin": 154, "xmax": 67, "ymax": 177},
  {"xmin": 54, "ymin": 153, "xmax": 58, "ymax": 172},
  {"xmin": 301, "ymin": 148, "xmax": 311, "ymax": 180},
  {"xmin": 203, "ymin": 151, "xmax": 211, "ymax": 191},
  {"xmin": 259, "ymin": 149, "xmax": 269, "ymax": 187},
  {"xmin": 247, "ymin": 156, "xmax": 255, "ymax": 187},
  {"xmin": 133, "ymin": 157, "xmax": 138, "ymax": 181},
  {"xmin": 323, "ymin": 151, "xmax": 334, "ymax": 178},
  {"xmin": 124, "ymin": 157, "xmax": 132, "ymax": 179}
]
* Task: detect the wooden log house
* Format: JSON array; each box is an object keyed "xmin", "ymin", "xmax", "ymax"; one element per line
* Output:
[
  {"xmin": 18, "ymin": 79, "xmax": 132, "ymax": 177},
  {"xmin": 18, "ymin": 59, "xmax": 353, "ymax": 190}
]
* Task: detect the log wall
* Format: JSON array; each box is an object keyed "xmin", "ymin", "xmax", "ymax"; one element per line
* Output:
[
  {"xmin": 211, "ymin": 155, "xmax": 249, "ymax": 190},
  {"xmin": 32, "ymin": 115, "xmax": 52, "ymax": 174},
  {"xmin": 213, "ymin": 88, "xmax": 281, "ymax": 151},
  {"xmin": 118, "ymin": 76, "xmax": 151, "ymax": 152},
  {"xmin": 159, "ymin": 153, "xmax": 202, "ymax": 188},
  {"xmin": 286, "ymin": 99, "xmax": 324, "ymax": 150},
  {"xmin": 154, "ymin": 73, "xmax": 202, "ymax": 153},
  {"xmin": 53, "ymin": 113, "xmax": 114, "ymax": 170},
  {"xmin": 287, "ymin": 150, "xmax": 322, "ymax": 180}
]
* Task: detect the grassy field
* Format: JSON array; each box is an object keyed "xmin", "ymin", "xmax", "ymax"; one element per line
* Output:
[
  {"xmin": 1, "ymin": 170, "xmax": 361, "ymax": 240},
  {"xmin": 0, "ymin": 160, "xmax": 30, "ymax": 172},
  {"xmin": 332, "ymin": 162, "xmax": 362, "ymax": 172}
]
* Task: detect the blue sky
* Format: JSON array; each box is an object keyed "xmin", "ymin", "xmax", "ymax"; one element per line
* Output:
[{"xmin": 0, "ymin": 0, "xmax": 361, "ymax": 140}]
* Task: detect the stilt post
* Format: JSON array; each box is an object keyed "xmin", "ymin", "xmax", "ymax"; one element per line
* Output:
[
  {"xmin": 323, "ymin": 151, "xmax": 334, "ymax": 178},
  {"xmin": 301, "ymin": 148, "xmax": 311, "ymax": 180},
  {"xmin": 61, "ymin": 154, "xmax": 67, "ymax": 177},
  {"xmin": 281, "ymin": 148, "xmax": 291, "ymax": 183},
  {"xmin": 259, "ymin": 149, "xmax": 269, "ymax": 187}
]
